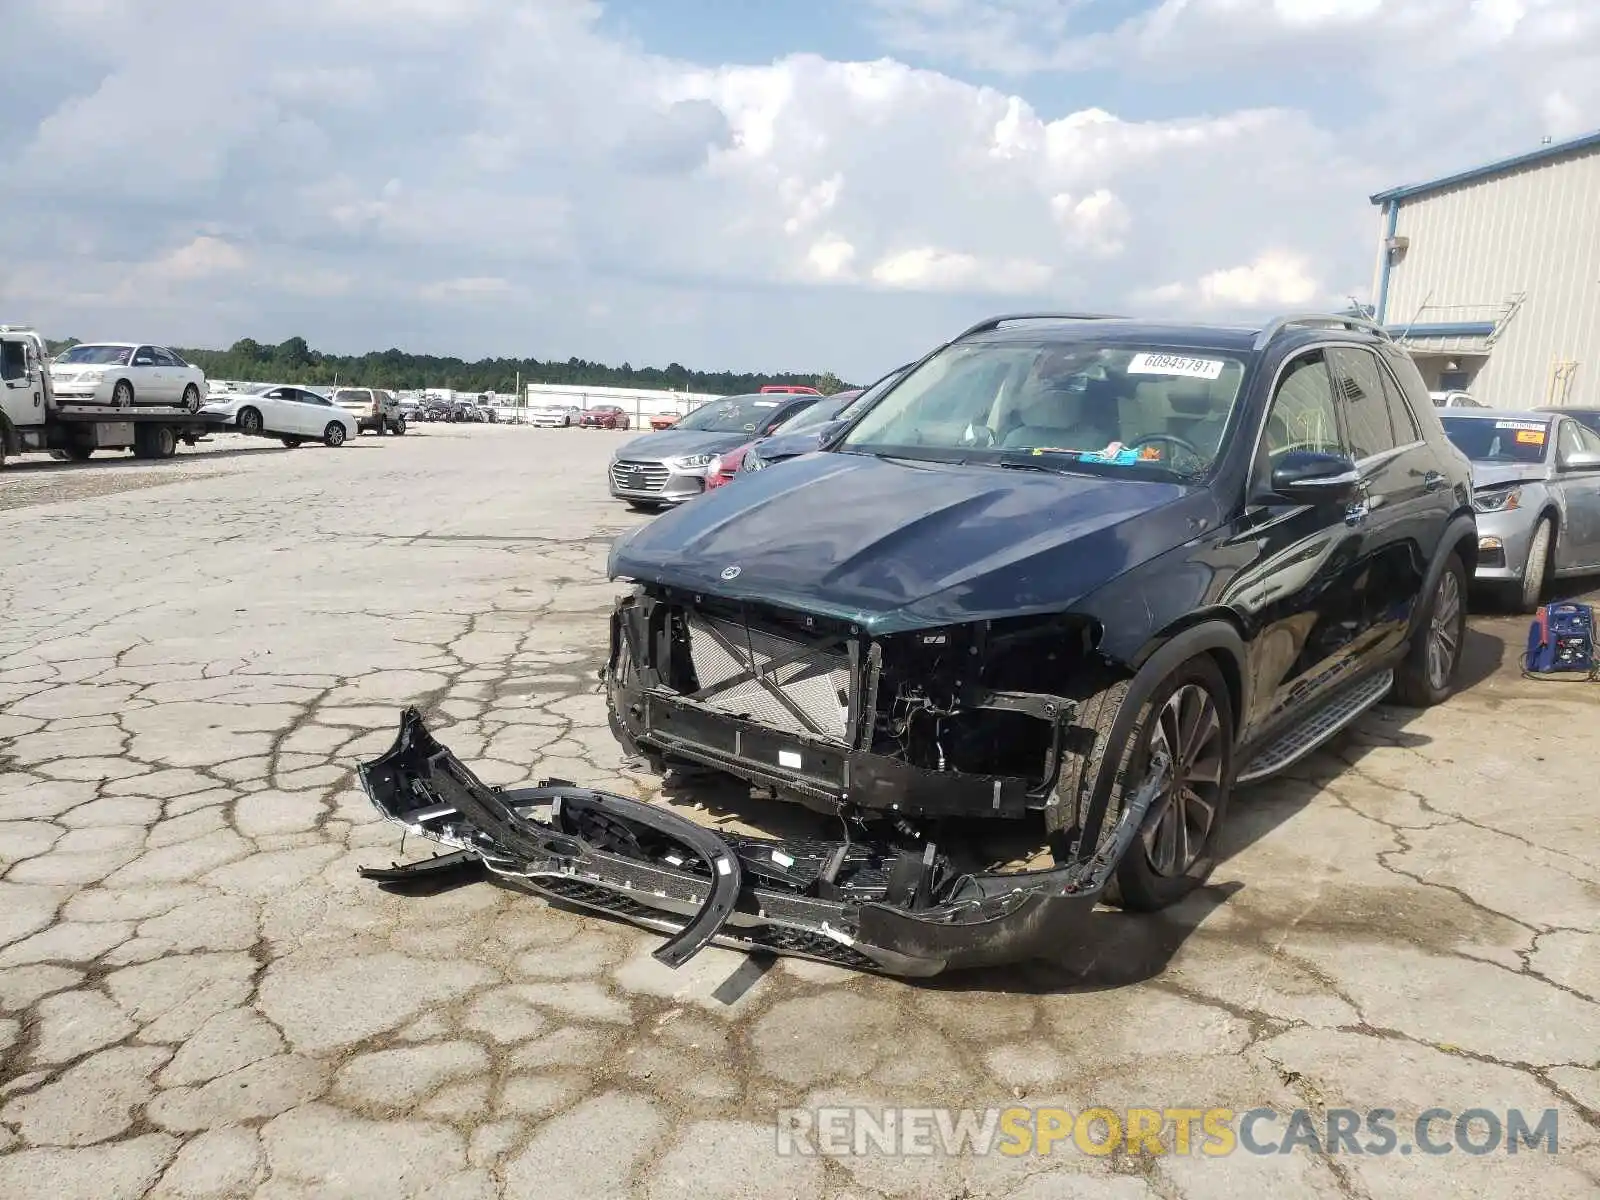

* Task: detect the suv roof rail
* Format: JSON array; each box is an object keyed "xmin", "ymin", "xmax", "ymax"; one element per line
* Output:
[
  {"xmin": 954, "ymin": 312, "xmax": 1127, "ymax": 341},
  {"xmin": 1252, "ymin": 312, "xmax": 1392, "ymax": 350}
]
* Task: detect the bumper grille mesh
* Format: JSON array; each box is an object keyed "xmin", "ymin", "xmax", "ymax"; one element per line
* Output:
[
  {"xmin": 611, "ymin": 460, "xmax": 668, "ymax": 491},
  {"xmin": 685, "ymin": 612, "xmax": 853, "ymax": 743}
]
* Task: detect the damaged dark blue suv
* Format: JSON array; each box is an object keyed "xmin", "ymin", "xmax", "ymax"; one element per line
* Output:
[{"xmin": 360, "ymin": 312, "xmax": 1477, "ymax": 978}]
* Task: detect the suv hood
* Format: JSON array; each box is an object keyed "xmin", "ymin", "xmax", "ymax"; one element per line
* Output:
[
  {"xmin": 609, "ymin": 451, "xmax": 1211, "ymax": 633},
  {"xmin": 615, "ymin": 429, "xmax": 753, "ymax": 461}
]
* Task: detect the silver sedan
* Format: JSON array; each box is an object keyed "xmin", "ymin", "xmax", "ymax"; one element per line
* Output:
[{"xmin": 1438, "ymin": 409, "xmax": 1600, "ymax": 611}]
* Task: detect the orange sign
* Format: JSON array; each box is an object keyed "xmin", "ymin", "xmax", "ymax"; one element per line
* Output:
[{"xmin": 1515, "ymin": 429, "xmax": 1546, "ymax": 445}]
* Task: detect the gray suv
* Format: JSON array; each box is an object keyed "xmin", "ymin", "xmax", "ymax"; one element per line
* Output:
[{"xmin": 332, "ymin": 387, "xmax": 406, "ymax": 435}]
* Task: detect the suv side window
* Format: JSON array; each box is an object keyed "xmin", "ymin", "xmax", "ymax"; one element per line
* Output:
[
  {"xmin": 1326, "ymin": 347, "xmax": 1397, "ymax": 460},
  {"xmin": 1262, "ymin": 350, "xmax": 1342, "ymax": 466},
  {"xmin": 1375, "ymin": 358, "xmax": 1422, "ymax": 445}
]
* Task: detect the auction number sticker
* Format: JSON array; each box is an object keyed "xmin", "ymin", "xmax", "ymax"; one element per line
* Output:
[
  {"xmin": 1515, "ymin": 429, "xmax": 1546, "ymax": 444},
  {"xmin": 1128, "ymin": 352, "xmax": 1225, "ymax": 380}
]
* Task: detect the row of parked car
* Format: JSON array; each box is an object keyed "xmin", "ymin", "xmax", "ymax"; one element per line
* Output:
[{"xmin": 604, "ymin": 382, "xmax": 893, "ymax": 506}]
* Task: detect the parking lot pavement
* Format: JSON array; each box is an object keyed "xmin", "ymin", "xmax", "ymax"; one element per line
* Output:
[{"xmin": 1, "ymin": 422, "xmax": 1597, "ymax": 1199}]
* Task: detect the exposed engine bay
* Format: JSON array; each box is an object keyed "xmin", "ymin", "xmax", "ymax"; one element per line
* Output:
[{"xmin": 607, "ymin": 585, "xmax": 1102, "ymax": 828}]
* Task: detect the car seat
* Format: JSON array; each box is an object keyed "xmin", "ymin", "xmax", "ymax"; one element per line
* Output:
[{"xmin": 999, "ymin": 377, "xmax": 1120, "ymax": 451}]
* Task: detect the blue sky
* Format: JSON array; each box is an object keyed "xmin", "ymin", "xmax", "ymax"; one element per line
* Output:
[{"xmin": 2, "ymin": 0, "xmax": 1596, "ymax": 380}]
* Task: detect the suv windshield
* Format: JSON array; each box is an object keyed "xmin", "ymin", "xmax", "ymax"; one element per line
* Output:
[
  {"xmin": 674, "ymin": 394, "xmax": 784, "ymax": 434},
  {"xmin": 54, "ymin": 344, "xmax": 131, "ymax": 366},
  {"xmin": 1440, "ymin": 416, "xmax": 1550, "ymax": 464},
  {"xmin": 841, "ymin": 339, "xmax": 1249, "ymax": 476}
]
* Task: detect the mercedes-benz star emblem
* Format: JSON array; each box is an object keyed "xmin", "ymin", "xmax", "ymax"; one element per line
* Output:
[{"xmin": 720, "ymin": 565, "xmax": 742, "ymax": 581}]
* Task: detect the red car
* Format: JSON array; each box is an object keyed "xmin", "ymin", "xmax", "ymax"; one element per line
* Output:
[
  {"xmin": 703, "ymin": 442, "xmax": 755, "ymax": 490},
  {"xmin": 759, "ymin": 385, "xmax": 822, "ymax": 396},
  {"xmin": 649, "ymin": 411, "xmax": 680, "ymax": 431},
  {"xmin": 579, "ymin": 404, "xmax": 631, "ymax": 430}
]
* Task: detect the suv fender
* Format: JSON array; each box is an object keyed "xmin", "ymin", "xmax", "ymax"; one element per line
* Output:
[
  {"xmin": 1412, "ymin": 513, "xmax": 1477, "ymax": 639},
  {"xmin": 1049, "ymin": 617, "xmax": 1247, "ymax": 840}
]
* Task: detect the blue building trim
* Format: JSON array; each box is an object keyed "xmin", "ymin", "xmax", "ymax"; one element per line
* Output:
[
  {"xmin": 1374, "ymin": 200, "xmax": 1398, "ymax": 324},
  {"xmin": 1384, "ymin": 322, "xmax": 1497, "ymax": 339},
  {"xmin": 1370, "ymin": 128, "xmax": 1600, "ymax": 205}
]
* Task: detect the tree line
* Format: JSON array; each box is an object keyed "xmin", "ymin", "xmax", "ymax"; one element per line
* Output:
[{"xmin": 46, "ymin": 335, "xmax": 853, "ymax": 396}]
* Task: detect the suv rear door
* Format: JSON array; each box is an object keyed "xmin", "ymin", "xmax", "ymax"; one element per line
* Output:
[{"xmin": 1325, "ymin": 344, "xmax": 1449, "ymax": 659}]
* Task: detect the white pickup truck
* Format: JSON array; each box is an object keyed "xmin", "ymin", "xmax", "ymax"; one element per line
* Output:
[{"xmin": 0, "ymin": 326, "xmax": 228, "ymax": 467}]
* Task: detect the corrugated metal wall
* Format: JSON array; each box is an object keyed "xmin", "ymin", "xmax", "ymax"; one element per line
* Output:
[{"xmin": 1382, "ymin": 147, "xmax": 1600, "ymax": 408}]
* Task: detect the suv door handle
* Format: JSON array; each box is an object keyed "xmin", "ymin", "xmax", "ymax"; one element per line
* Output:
[{"xmin": 1423, "ymin": 470, "xmax": 1446, "ymax": 492}]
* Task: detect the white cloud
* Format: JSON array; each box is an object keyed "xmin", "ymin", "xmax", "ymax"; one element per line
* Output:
[
  {"xmin": 870, "ymin": 247, "xmax": 1053, "ymax": 292},
  {"xmin": 149, "ymin": 237, "xmax": 248, "ymax": 282},
  {"xmin": 0, "ymin": 0, "xmax": 1596, "ymax": 377},
  {"xmin": 1198, "ymin": 253, "xmax": 1322, "ymax": 308}
]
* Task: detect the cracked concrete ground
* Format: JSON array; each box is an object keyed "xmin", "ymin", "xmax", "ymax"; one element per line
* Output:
[{"xmin": 2, "ymin": 423, "xmax": 1598, "ymax": 1199}]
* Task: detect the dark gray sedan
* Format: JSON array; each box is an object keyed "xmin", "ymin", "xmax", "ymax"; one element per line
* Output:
[{"xmin": 608, "ymin": 392, "xmax": 819, "ymax": 509}]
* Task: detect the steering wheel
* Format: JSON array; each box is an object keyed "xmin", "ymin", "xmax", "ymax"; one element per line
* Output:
[{"xmin": 1126, "ymin": 432, "xmax": 1204, "ymax": 469}]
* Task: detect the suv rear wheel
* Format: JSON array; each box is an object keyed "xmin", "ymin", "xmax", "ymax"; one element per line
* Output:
[{"xmin": 1392, "ymin": 552, "xmax": 1467, "ymax": 706}]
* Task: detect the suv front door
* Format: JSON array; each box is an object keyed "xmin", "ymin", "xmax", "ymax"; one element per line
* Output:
[{"xmin": 1238, "ymin": 348, "xmax": 1374, "ymax": 741}]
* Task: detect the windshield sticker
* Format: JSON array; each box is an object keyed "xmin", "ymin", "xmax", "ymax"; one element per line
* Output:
[
  {"xmin": 754, "ymin": 401, "xmax": 779, "ymax": 407},
  {"xmin": 1128, "ymin": 352, "xmax": 1225, "ymax": 380},
  {"xmin": 1494, "ymin": 420, "xmax": 1546, "ymax": 431},
  {"xmin": 1515, "ymin": 429, "xmax": 1547, "ymax": 445}
]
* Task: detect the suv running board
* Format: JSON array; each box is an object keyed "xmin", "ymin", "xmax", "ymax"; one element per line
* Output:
[{"xmin": 1237, "ymin": 669, "xmax": 1393, "ymax": 784}]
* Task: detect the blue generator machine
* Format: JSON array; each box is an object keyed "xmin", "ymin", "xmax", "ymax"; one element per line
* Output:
[{"xmin": 1524, "ymin": 602, "xmax": 1596, "ymax": 676}]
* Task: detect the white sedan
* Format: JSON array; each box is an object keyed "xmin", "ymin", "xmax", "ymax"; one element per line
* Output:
[
  {"xmin": 199, "ymin": 384, "xmax": 358, "ymax": 448},
  {"xmin": 531, "ymin": 404, "xmax": 580, "ymax": 427},
  {"xmin": 48, "ymin": 342, "xmax": 208, "ymax": 411}
]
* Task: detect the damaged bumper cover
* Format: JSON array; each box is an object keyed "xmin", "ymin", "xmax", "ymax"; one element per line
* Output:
[{"xmin": 358, "ymin": 708, "xmax": 1122, "ymax": 977}]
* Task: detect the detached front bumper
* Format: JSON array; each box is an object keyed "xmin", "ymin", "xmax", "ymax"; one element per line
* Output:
[{"xmin": 357, "ymin": 708, "xmax": 1106, "ymax": 977}]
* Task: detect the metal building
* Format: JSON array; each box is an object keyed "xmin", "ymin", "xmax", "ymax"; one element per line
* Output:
[{"xmin": 1369, "ymin": 128, "xmax": 1600, "ymax": 408}]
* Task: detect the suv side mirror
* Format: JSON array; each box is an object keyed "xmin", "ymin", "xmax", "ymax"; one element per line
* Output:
[
  {"xmin": 1268, "ymin": 450, "xmax": 1362, "ymax": 504},
  {"xmin": 1560, "ymin": 449, "xmax": 1600, "ymax": 472}
]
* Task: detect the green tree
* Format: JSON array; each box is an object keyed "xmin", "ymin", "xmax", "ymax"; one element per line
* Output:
[
  {"xmin": 171, "ymin": 336, "xmax": 857, "ymax": 396},
  {"xmin": 274, "ymin": 337, "xmax": 312, "ymax": 368},
  {"xmin": 815, "ymin": 371, "xmax": 845, "ymax": 395}
]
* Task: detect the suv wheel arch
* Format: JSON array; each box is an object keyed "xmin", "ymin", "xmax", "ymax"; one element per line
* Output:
[{"xmin": 1046, "ymin": 617, "xmax": 1248, "ymax": 841}]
